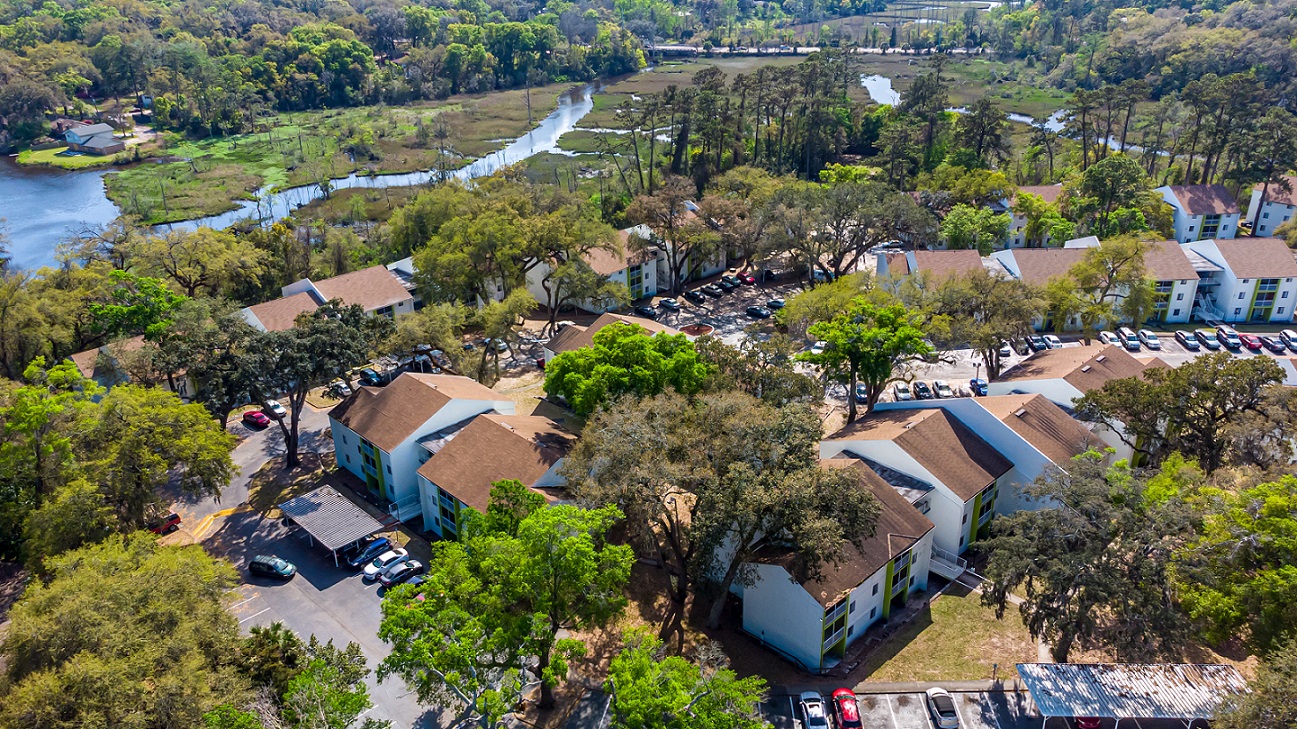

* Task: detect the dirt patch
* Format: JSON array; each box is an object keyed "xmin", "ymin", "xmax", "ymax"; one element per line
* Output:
[
  {"xmin": 0, "ymin": 562, "xmax": 31, "ymax": 623},
  {"xmin": 248, "ymin": 451, "xmax": 328, "ymax": 518}
]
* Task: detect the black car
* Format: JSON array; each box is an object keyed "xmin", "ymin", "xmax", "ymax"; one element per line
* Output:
[
  {"xmin": 1261, "ymin": 335, "xmax": 1287, "ymax": 353},
  {"xmin": 249, "ymin": 555, "xmax": 296, "ymax": 580},
  {"xmin": 1026, "ymin": 335, "xmax": 1049, "ymax": 352},
  {"xmin": 701, "ymin": 284, "xmax": 725, "ymax": 298},
  {"xmin": 721, "ymin": 274, "xmax": 743, "ymax": 288},
  {"xmin": 633, "ymin": 305, "xmax": 658, "ymax": 319},
  {"xmin": 683, "ymin": 290, "xmax": 706, "ymax": 305},
  {"xmin": 913, "ymin": 381, "xmax": 934, "ymax": 400},
  {"xmin": 767, "ymin": 298, "xmax": 786, "ymax": 309},
  {"xmin": 345, "ymin": 536, "xmax": 394, "ymax": 569},
  {"xmin": 379, "ymin": 559, "xmax": 425, "ymax": 587},
  {"xmin": 1174, "ymin": 330, "xmax": 1201, "ymax": 351},
  {"xmin": 717, "ymin": 278, "xmax": 739, "ymax": 291},
  {"xmin": 658, "ymin": 298, "xmax": 681, "ymax": 312},
  {"xmin": 745, "ymin": 305, "xmax": 772, "ymax": 319}
]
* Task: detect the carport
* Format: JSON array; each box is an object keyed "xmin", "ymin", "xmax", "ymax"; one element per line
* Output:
[
  {"xmin": 278, "ymin": 485, "xmax": 386, "ymax": 566},
  {"xmin": 1016, "ymin": 663, "xmax": 1248, "ymax": 729}
]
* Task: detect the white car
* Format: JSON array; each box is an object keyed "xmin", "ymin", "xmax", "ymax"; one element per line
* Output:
[
  {"xmin": 893, "ymin": 382, "xmax": 914, "ymax": 401},
  {"xmin": 1281, "ymin": 329, "xmax": 1297, "ymax": 352},
  {"xmin": 925, "ymin": 687, "xmax": 961, "ymax": 729},
  {"xmin": 362, "ymin": 548, "xmax": 409, "ymax": 580},
  {"xmin": 1137, "ymin": 329, "xmax": 1162, "ymax": 350},
  {"xmin": 998, "ymin": 341, "xmax": 1013, "ymax": 358},
  {"xmin": 1098, "ymin": 331, "xmax": 1118, "ymax": 345},
  {"xmin": 810, "ymin": 341, "xmax": 827, "ymax": 355},
  {"xmin": 932, "ymin": 380, "xmax": 954, "ymax": 398},
  {"xmin": 1043, "ymin": 334, "xmax": 1063, "ymax": 349},
  {"xmin": 264, "ymin": 399, "xmax": 288, "ymax": 419}
]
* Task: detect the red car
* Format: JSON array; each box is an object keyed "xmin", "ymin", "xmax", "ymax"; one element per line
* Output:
[
  {"xmin": 242, "ymin": 410, "xmax": 272, "ymax": 428},
  {"xmin": 1075, "ymin": 719, "xmax": 1102, "ymax": 729},
  {"xmin": 148, "ymin": 512, "xmax": 182, "ymax": 534},
  {"xmin": 738, "ymin": 272, "xmax": 756, "ymax": 285},
  {"xmin": 830, "ymin": 688, "xmax": 862, "ymax": 729},
  {"xmin": 1238, "ymin": 333, "xmax": 1264, "ymax": 351}
]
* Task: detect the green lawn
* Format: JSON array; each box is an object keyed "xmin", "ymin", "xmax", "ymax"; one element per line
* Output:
[
  {"xmin": 857, "ymin": 583, "xmax": 1039, "ymax": 682},
  {"xmin": 18, "ymin": 146, "xmax": 121, "ymax": 169}
]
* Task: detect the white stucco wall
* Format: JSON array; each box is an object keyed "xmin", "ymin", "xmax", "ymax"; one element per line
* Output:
[{"xmin": 741, "ymin": 563, "xmax": 829, "ymax": 671}]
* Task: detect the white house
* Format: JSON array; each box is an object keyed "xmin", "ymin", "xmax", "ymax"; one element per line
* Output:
[
  {"xmin": 1244, "ymin": 175, "xmax": 1297, "ymax": 237},
  {"xmin": 415, "ymin": 413, "xmax": 575, "ymax": 539},
  {"xmin": 1143, "ymin": 239, "xmax": 1200, "ymax": 324},
  {"xmin": 820, "ymin": 408, "xmax": 1012, "ymax": 556},
  {"xmin": 328, "ymin": 373, "xmax": 514, "ymax": 520},
  {"xmin": 524, "ymin": 224, "xmax": 664, "ymax": 312},
  {"xmin": 242, "ymin": 265, "xmax": 415, "ymax": 331},
  {"xmin": 736, "ymin": 458, "xmax": 934, "ymax": 673},
  {"xmin": 1006, "ymin": 184, "xmax": 1064, "ymax": 248},
  {"xmin": 1156, "ymin": 185, "xmax": 1240, "ymax": 243},
  {"xmin": 874, "ymin": 394, "xmax": 1100, "ymax": 514},
  {"xmin": 541, "ymin": 312, "xmax": 679, "ymax": 362},
  {"xmin": 988, "ymin": 247, "xmax": 1088, "ymax": 330},
  {"xmin": 1183, "ymin": 238, "xmax": 1297, "ymax": 324}
]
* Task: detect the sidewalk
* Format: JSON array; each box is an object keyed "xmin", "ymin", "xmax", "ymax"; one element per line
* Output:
[{"xmin": 854, "ymin": 678, "xmax": 1028, "ymax": 694}]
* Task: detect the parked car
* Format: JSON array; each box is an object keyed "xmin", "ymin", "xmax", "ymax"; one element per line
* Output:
[
  {"xmin": 721, "ymin": 274, "xmax": 743, "ymax": 288},
  {"xmin": 683, "ymin": 290, "xmax": 706, "ymax": 305},
  {"xmin": 830, "ymin": 688, "xmax": 863, "ymax": 729},
  {"xmin": 1137, "ymin": 329, "xmax": 1162, "ymax": 350},
  {"xmin": 718, "ymin": 277, "xmax": 739, "ymax": 291},
  {"xmin": 337, "ymin": 535, "xmax": 382, "ymax": 566},
  {"xmin": 362, "ymin": 548, "xmax": 409, "ymax": 580},
  {"xmin": 998, "ymin": 341, "xmax": 1013, "ymax": 358},
  {"xmin": 1239, "ymin": 332, "xmax": 1264, "ymax": 351},
  {"xmin": 1098, "ymin": 330, "xmax": 1119, "ymax": 345},
  {"xmin": 1026, "ymin": 335, "xmax": 1048, "ymax": 352},
  {"xmin": 1043, "ymin": 334, "xmax": 1063, "ymax": 349},
  {"xmin": 767, "ymin": 298, "xmax": 786, "ymax": 309},
  {"xmin": 745, "ymin": 305, "xmax": 772, "ymax": 319},
  {"xmin": 925, "ymin": 688, "xmax": 961, "ymax": 729},
  {"xmin": 148, "ymin": 512, "xmax": 182, "ymax": 535},
  {"xmin": 345, "ymin": 537, "xmax": 394, "ymax": 569},
  {"xmin": 893, "ymin": 382, "xmax": 913, "ymax": 401},
  {"xmin": 738, "ymin": 272, "xmax": 756, "ymax": 285},
  {"xmin": 1174, "ymin": 330, "xmax": 1201, "ymax": 351},
  {"xmin": 932, "ymin": 380, "xmax": 954, "ymax": 398},
  {"xmin": 810, "ymin": 341, "xmax": 827, "ymax": 355},
  {"xmin": 969, "ymin": 378, "xmax": 988, "ymax": 396},
  {"xmin": 1261, "ymin": 335, "xmax": 1287, "ymax": 353},
  {"xmin": 482, "ymin": 338, "xmax": 509, "ymax": 352},
  {"xmin": 1117, "ymin": 327, "xmax": 1140, "ymax": 352},
  {"xmin": 913, "ymin": 381, "xmax": 934, "ymax": 400},
  {"xmin": 632, "ymin": 305, "xmax": 658, "ymax": 319},
  {"xmin": 1281, "ymin": 329, "xmax": 1297, "ymax": 351},
  {"xmin": 357, "ymin": 367, "xmax": 383, "ymax": 387},
  {"xmin": 1195, "ymin": 328, "xmax": 1222, "ymax": 350},
  {"xmin": 379, "ymin": 559, "xmax": 425, "ymax": 587},
  {"xmin": 1216, "ymin": 325, "xmax": 1243, "ymax": 350},
  {"xmin": 264, "ymin": 399, "xmax": 288, "ymax": 419},
  {"xmin": 658, "ymin": 298, "xmax": 681, "ymax": 312},
  {"xmin": 701, "ymin": 284, "xmax": 724, "ymax": 298},
  {"xmin": 1075, "ymin": 720, "xmax": 1101, "ymax": 729},
  {"xmin": 242, "ymin": 410, "xmax": 272, "ymax": 428},
  {"xmin": 798, "ymin": 691, "xmax": 831, "ymax": 729},
  {"xmin": 249, "ymin": 555, "xmax": 296, "ymax": 580},
  {"xmin": 854, "ymin": 383, "xmax": 868, "ymax": 403},
  {"xmin": 329, "ymin": 379, "xmax": 352, "ymax": 397}
]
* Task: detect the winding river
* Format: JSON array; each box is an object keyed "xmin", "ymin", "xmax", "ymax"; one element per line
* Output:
[
  {"xmin": 860, "ymin": 73, "xmax": 1067, "ymax": 131},
  {"xmin": 0, "ymin": 83, "xmax": 599, "ymax": 270}
]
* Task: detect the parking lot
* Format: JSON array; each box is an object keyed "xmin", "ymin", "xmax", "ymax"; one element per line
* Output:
[{"xmin": 764, "ymin": 689, "xmax": 1041, "ymax": 729}]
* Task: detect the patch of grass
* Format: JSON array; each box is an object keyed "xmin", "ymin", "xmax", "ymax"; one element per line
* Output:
[
  {"xmin": 858, "ymin": 583, "xmax": 1039, "ymax": 681},
  {"xmin": 18, "ymin": 146, "xmax": 122, "ymax": 169},
  {"xmin": 247, "ymin": 452, "xmax": 327, "ymax": 518}
]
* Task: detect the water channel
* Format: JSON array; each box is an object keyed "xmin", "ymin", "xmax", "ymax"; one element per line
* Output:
[
  {"xmin": 859, "ymin": 73, "xmax": 1067, "ymax": 131},
  {"xmin": 0, "ymin": 82, "xmax": 599, "ymax": 270}
]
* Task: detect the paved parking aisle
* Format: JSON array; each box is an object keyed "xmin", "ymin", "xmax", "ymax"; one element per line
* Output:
[{"xmin": 825, "ymin": 690, "xmax": 1040, "ymax": 729}]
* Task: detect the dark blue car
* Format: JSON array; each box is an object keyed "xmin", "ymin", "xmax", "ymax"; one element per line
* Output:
[{"xmin": 969, "ymin": 378, "xmax": 988, "ymax": 396}]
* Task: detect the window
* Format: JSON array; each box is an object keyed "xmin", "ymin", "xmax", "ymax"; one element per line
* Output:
[
  {"xmin": 1280, "ymin": 308, "xmax": 1286, "ymax": 315},
  {"xmin": 1264, "ymin": 212, "xmax": 1271, "ymax": 219},
  {"xmin": 850, "ymin": 601, "xmax": 856, "ymax": 613},
  {"xmin": 342, "ymin": 435, "xmax": 348, "ymax": 444},
  {"xmin": 870, "ymin": 606, "xmax": 877, "ymax": 619},
  {"xmin": 962, "ymin": 513, "xmax": 968, "ymax": 524},
  {"xmin": 915, "ymin": 499, "xmax": 930, "ymax": 514},
  {"xmin": 1173, "ymin": 309, "xmax": 1180, "ymax": 316},
  {"xmin": 1284, "ymin": 291, "xmax": 1291, "ymax": 299},
  {"xmin": 1176, "ymin": 293, "xmax": 1184, "ymax": 301},
  {"xmin": 375, "ymin": 305, "xmax": 394, "ymax": 317},
  {"xmin": 1240, "ymin": 292, "xmax": 1246, "ymax": 299},
  {"xmin": 960, "ymin": 535, "xmax": 966, "ymax": 546},
  {"xmin": 386, "ymin": 465, "xmax": 391, "ymax": 474},
  {"xmin": 848, "ymin": 625, "xmax": 854, "ymax": 637},
  {"xmin": 872, "ymin": 583, "xmax": 879, "ymax": 596},
  {"xmin": 1235, "ymin": 308, "xmax": 1243, "ymax": 316},
  {"xmin": 345, "ymin": 455, "xmax": 351, "ymax": 463},
  {"xmin": 1188, "ymin": 225, "xmax": 1195, "ymax": 231}
]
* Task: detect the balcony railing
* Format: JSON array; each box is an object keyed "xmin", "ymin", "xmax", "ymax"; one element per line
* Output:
[{"xmin": 823, "ymin": 626, "xmax": 846, "ymax": 650}]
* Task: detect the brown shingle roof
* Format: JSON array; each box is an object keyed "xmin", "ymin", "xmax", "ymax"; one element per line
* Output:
[
  {"xmin": 1015, "ymin": 185, "xmax": 1063, "ymax": 205},
  {"xmin": 245, "ymin": 291, "xmax": 320, "ymax": 332},
  {"xmin": 543, "ymin": 313, "xmax": 679, "ymax": 356},
  {"xmin": 1143, "ymin": 240, "xmax": 1198, "ymax": 282},
  {"xmin": 416, "ymin": 414, "xmax": 576, "ymax": 513},
  {"xmin": 826, "ymin": 408, "xmax": 1011, "ymax": 500},
  {"xmin": 328, "ymin": 373, "xmax": 503, "ymax": 452},
  {"xmin": 68, "ymin": 335, "xmax": 149, "ymax": 378},
  {"xmin": 976, "ymin": 394, "xmax": 1096, "ymax": 465},
  {"xmin": 1253, "ymin": 175, "xmax": 1297, "ymax": 208},
  {"xmin": 1208, "ymin": 238, "xmax": 1297, "ymax": 279},
  {"xmin": 1008, "ymin": 248, "xmax": 1087, "ymax": 285},
  {"xmin": 1165, "ymin": 185, "xmax": 1239, "ymax": 216},
  {"xmin": 996, "ymin": 344, "xmax": 1150, "ymax": 394},
  {"xmin": 582, "ymin": 232, "xmax": 653, "ymax": 277},
  {"xmin": 755, "ymin": 458, "xmax": 935, "ymax": 607},
  {"xmin": 884, "ymin": 252, "xmax": 911, "ymax": 276},
  {"xmin": 313, "ymin": 266, "xmax": 411, "ymax": 312},
  {"xmin": 913, "ymin": 250, "xmax": 984, "ymax": 280}
]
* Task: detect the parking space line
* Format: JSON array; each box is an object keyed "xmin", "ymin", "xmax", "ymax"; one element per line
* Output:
[
  {"xmin": 885, "ymin": 695, "xmax": 901, "ymax": 729},
  {"xmin": 229, "ymin": 596, "xmax": 257, "ymax": 610},
  {"xmin": 953, "ymin": 694, "xmax": 971, "ymax": 729},
  {"xmin": 984, "ymin": 693, "xmax": 1004, "ymax": 729},
  {"xmin": 239, "ymin": 607, "xmax": 271, "ymax": 623}
]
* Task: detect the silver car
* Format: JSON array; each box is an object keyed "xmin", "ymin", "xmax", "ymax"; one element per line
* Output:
[
  {"xmin": 799, "ymin": 691, "xmax": 830, "ymax": 729},
  {"xmin": 894, "ymin": 382, "xmax": 914, "ymax": 401},
  {"xmin": 926, "ymin": 687, "xmax": 960, "ymax": 729}
]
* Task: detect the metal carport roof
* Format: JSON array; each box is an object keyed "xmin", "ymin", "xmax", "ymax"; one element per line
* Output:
[
  {"xmin": 1017, "ymin": 663, "xmax": 1247, "ymax": 721},
  {"xmin": 278, "ymin": 485, "xmax": 385, "ymax": 552}
]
